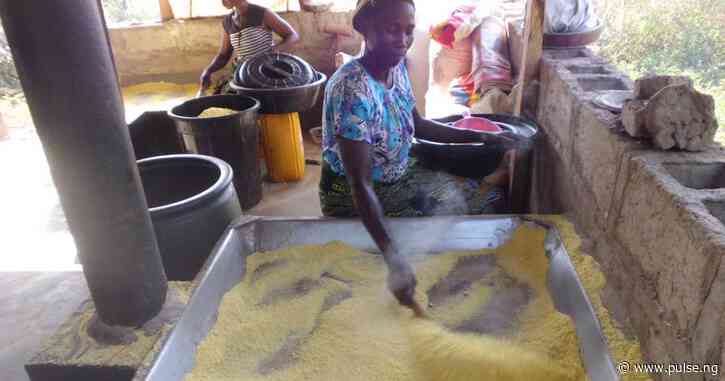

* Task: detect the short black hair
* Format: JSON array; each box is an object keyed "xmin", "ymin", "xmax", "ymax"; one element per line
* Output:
[{"xmin": 352, "ymin": 0, "xmax": 416, "ymax": 34}]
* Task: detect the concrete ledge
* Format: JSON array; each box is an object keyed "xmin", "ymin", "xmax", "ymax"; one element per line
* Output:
[
  {"xmin": 614, "ymin": 154, "xmax": 725, "ymax": 362},
  {"xmin": 590, "ymin": 237, "xmax": 688, "ymax": 366},
  {"xmin": 537, "ymin": 58, "xmax": 578, "ymax": 170},
  {"xmin": 573, "ymin": 74, "xmax": 633, "ymax": 93},
  {"xmin": 530, "ymin": 128, "xmax": 573, "ymax": 215},
  {"xmin": 25, "ymin": 284, "xmax": 190, "ymax": 381},
  {"xmin": 543, "ymin": 48, "xmax": 597, "ymax": 62},
  {"xmin": 537, "ymin": 46, "xmax": 725, "ymax": 378},
  {"xmin": 694, "ymin": 230, "xmax": 725, "ymax": 380},
  {"xmin": 571, "ymin": 101, "xmax": 646, "ymax": 232}
]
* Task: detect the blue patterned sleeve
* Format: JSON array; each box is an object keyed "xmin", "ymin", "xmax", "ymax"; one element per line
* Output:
[{"xmin": 328, "ymin": 80, "xmax": 373, "ymax": 144}]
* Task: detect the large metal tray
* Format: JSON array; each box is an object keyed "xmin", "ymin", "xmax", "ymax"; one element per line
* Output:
[{"xmin": 133, "ymin": 216, "xmax": 619, "ymax": 381}]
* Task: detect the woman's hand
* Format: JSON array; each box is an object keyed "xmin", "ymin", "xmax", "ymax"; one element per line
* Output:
[
  {"xmin": 414, "ymin": 108, "xmax": 492, "ymax": 144},
  {"xmin": 199, "ymin": 71, "xmax": 212, "ymax": 93},
  {"xmin": 386, "ymin": 252, "xmax": 417, "ymax": 306},
  {"xmin": 199, "ymin": 28, "xmax": 233, "ymax": 95}
]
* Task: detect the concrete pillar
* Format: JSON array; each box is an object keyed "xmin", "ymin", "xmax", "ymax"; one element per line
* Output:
[{"xmin": 0, "ymin": 0, "xmax": 167, "ymax": 327}]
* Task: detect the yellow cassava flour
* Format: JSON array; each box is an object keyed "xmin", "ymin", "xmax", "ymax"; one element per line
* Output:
[{"xmin": 185, "ymin": 217, "xmax": 647, "ymax": 381}]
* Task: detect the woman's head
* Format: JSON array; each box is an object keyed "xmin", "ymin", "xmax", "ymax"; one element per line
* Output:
[
  {"xmin": 353, "ymin": 0, "xmax": 416, "ymax": 68},
  {"xmin": 222, "ymin": 0, "xmax": 247, "ymax": 9}
]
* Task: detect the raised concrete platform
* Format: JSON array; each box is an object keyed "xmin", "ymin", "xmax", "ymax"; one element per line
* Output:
[{"xmin": 532, "ymin": 47, "xmax": 725, "ymax": 380}]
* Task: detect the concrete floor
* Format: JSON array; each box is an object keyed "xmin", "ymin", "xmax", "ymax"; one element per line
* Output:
[
  {"xmin": 0, "ymin": 152, "xmax": 322, "ymax": 381},
  {"xmin": 0, "ymin": 93, "xmax": 323, "ymax": 380}
]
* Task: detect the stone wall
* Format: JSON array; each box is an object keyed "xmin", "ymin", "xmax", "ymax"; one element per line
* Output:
[
  {"xmin": 108, "ymin": 11, "xmax": 363, "ymax": 86},
  {"xmin": 531, "ymin": 48, "xmax": 725, "ymax": 380}
]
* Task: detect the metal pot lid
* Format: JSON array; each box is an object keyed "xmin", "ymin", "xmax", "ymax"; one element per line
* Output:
[{"xmin": 592, "ymin": 90, "xmax": 634, "ymax": 113}]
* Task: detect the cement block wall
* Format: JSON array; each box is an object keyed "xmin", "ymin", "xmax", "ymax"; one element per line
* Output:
[
  {"xmin": 532, "ymin": 48, "xmax": 725, "ymax": 380},
  {"xmin": 108, "ymin": 11, "xmax": 363, "ymax": 87}
]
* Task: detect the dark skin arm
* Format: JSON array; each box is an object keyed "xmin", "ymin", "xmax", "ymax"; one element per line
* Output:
[
  {"xmin": 263, "ymin": 10, "xmax": 300, "ymax": 52},
  {"xmin": 199, "ymin": 28, "xmax": 233, "ymax": 93},
  {"xmin": 413, "ymin": 108, "xmax": 484, "ymax": 143},
  {"xmin": 337, "ymin": 137, "xmax": 417, "ymax": 307},
  {"xmin": 413, "ymin": 108, "xmax": 520, "ymax": 146}
]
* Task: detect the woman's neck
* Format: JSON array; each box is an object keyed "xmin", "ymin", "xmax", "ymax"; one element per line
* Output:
[{"xmin": 359, "ymin": 54, "xmax": 394, "ymax": 85}]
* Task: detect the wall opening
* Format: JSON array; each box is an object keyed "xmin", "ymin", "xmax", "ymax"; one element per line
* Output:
[{"xmin": 664, "ymin": 163, "xmax": 725, "ymax": 190}]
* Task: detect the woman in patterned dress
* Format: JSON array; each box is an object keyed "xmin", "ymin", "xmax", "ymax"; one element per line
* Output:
[
  {"xmin": 319, "ymin": 0, "xmax": 514, "ymax": 308},
  {"xmin": 198, "ymin": 0, "xmax": 300, "ymax": 95}
]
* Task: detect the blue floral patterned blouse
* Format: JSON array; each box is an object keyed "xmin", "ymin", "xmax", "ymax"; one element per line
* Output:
[{"xmin": 322, "ymin": 59, "xmax": 416, "ymax": 183}]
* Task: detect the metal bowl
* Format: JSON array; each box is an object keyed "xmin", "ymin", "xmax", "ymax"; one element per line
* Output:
[
  {"xmin": 229, "ymin": 71, "xmax": 327, "ymax": 114},
  {"xmin": 543, "ymin": 21, "xmax": 604, "ymax": 49},
  {"xmin": 592, "ymin": 90, "xmax": 634, "ymax": 113}
]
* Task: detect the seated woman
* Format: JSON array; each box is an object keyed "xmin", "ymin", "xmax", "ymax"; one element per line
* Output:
[
  {"xmin": 198, "ymin": 0, "xmax": 300, "ymax": 95},
  {"xmin": 319, "ymin": 0, "xmax": 513, "ymax": 308}
]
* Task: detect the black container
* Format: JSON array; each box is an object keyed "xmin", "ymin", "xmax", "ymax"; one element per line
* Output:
[
  {"xmin": 413, "ymin": 113, "xmax": 539, "ymax": 213},
  {"xmin": 128, "ymin": 111, "xmax": 184, "ymax": 160},
  {"xmin": 168, "ymin": 94, "xmax": 262, "ymax": 210},
  {"xmin": 139, "ymin": 154, "xmax": 242, "ymax": 281},
  {"xmin": 237, "ymin": 52, "xmax": 315, "ymax": 89},
  {"xmin": 229, "ymin": 71, "xmax": 327, "ymax": 114}
]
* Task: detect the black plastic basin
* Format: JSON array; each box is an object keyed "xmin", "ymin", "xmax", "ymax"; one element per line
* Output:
[
  {"xmin": 229, "ymin": 71, "xmax": 327, "ymax": 114},
  {"xmin": 139, "ymin": 154, "xmax": 242, "ymax": 281},
  {"xmin": 413, "ymin": 113, "xmax": 538, "ymax": 179}
]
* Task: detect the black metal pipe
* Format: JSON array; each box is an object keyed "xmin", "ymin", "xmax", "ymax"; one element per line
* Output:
[{"xmin": 0, "ymin": 0, "xmax": 167, "ymax": 327}]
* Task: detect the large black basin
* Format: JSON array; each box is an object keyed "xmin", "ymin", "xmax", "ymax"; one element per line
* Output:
[
  {"xmin": 139, "ymin": 154, "xmax": 243, "ymax": 281},
  {"xmin": 413, "ymin": 113, "xmax": 538, "ymax": 179},
  {"xmin": 413, "ymin": 113, "xmax": 539, "ymax": 213},
  {"xmin": 229, "ymin": 71, "xmax": 327, "ymax": 114}
]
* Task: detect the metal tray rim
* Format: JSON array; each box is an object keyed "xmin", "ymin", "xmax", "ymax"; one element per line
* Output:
[{"xmin": 136, "ymin": 215, "xmax": 619, "ymax": 381}]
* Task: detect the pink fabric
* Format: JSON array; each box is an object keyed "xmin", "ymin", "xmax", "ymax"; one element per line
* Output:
[
  {"xmin": 470, "ymin": 16, "xmax": 513, "ymax": 95},
  {"xmin": 429, "ymin": 5, "xmax": 478, "ymax": 48}
]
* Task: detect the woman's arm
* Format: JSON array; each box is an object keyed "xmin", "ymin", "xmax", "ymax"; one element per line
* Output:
[
  {"xmin": 337, "ymin": 137, "xmax": 417, "ymax": 306},
  {"xmin": 413, "ymin": 108, "xmax": 485, "ymax": 143},
  {"xmin": 413, "ymin": 108, "xmax": 521, "ymax": 147},
  {"xmin": 338, "ymin": 138, "xmax": 395, "ymax": 256},
  {"xmin": 200, "ymin": 28, "xmax": 233, "ymax": 91},
  {"xmin": 263, "ymin": 10, "xmax": 300, "ymax": 52}
]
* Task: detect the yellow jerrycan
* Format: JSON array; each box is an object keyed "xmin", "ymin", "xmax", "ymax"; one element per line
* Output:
[{"xmin": 259, "ymin": 112, "xmax": 305, "ymax": 182}]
